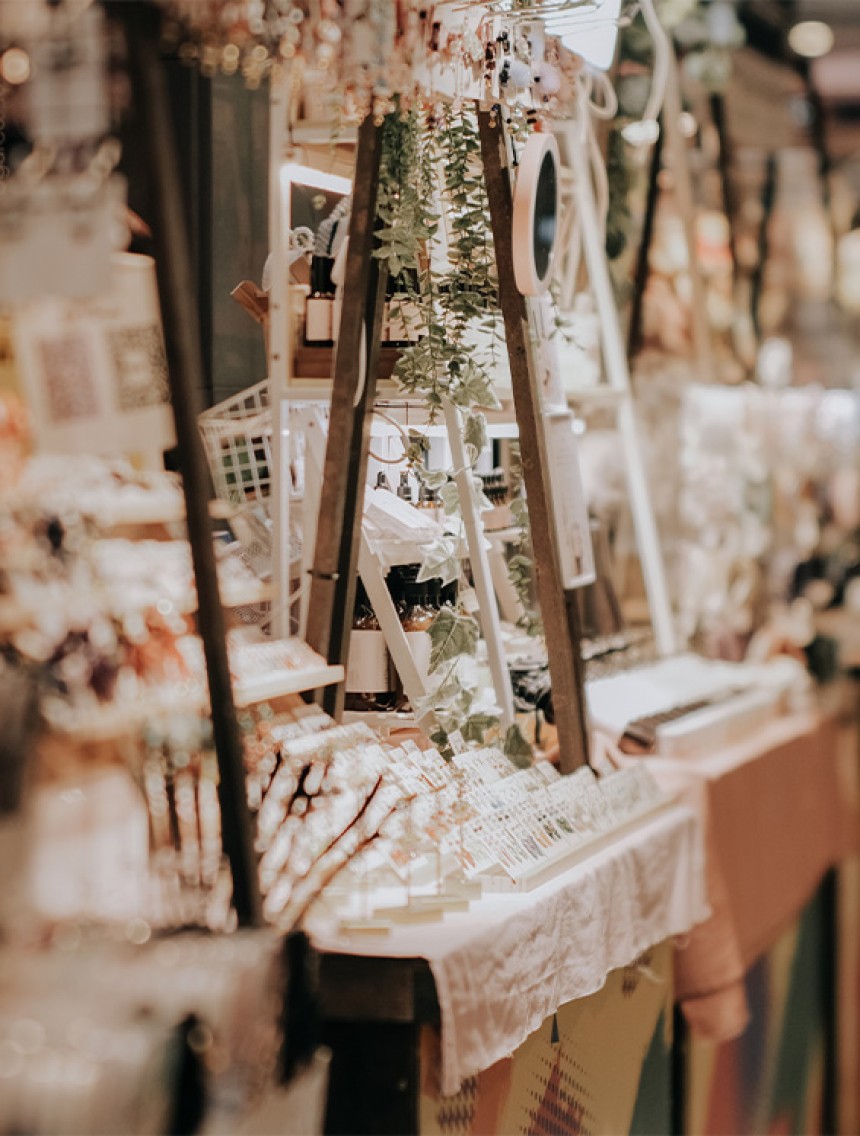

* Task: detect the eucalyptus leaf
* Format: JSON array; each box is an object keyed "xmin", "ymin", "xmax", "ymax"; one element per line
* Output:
[
  {"xmin": 428, "ymin": 607, "xmax": 480, "ymax": 673},
  {"xmin": 470, "ymin": 473, "xmax": 492, "ymax": 512},
  {"xmin": 507, "ymin": 553, "xmax": 533, "ymax": 578},
  {"xmin": 454, "ymin": 361, "xmax": 501, "ymax": 410},
  {"xmin": 503, "ymin": 723, "xmax": 534, "ymax": 769},
  {"xmin": 461, "ymin": 712, "xmax": 500, "ymax": 744},
  {"xmin": 439, "ymin": 481, "xmax": 461, "ymax": 518},
  {"xmin": 417, "ymin": 536, "xmax": 460, "ymax": 587},
  {"xmin": 430, "ymin": 728, "xmax": 453, "ymax": 758},
  {"xmin": 421, "ymin": 468, "xmax": 449, "ymax": 491},
  {"xmin": 406, "ymin": 441, "xmax": 428, "ymax": 469},
  {"xmin": 424, "ymin": 660, "xmax": 474, "ymax": 715},
  {"xmin": 430, "ymin": 671, "xmax": 467, "ymax": 710},
  {"xmin": 373, "ymin": 103, "xmax": 514, "ymax": 745},
  {"xmin": 510, "ymin": 496, "xmax": 530, "ymax": 526},
  {"xmin": 452, "ymin": 686, "xmax": 476, "ymax": 717},
  {"xmin": 463, "ymin": 412, "xmax": 487, "ymax": 460}
]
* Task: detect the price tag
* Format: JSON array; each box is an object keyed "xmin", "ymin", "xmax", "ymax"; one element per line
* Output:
[{"xmin": 459, "ymin": 587, "xmax": 480, "ymax": 614}]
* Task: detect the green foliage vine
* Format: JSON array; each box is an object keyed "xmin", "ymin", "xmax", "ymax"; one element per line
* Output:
[{"xmin": 372, "ymin": 101, "xmax": 534, "ymax": 765}]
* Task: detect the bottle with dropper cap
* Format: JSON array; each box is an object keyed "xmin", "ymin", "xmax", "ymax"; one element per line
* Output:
[
  {"xmin": 304, "ymin": 255, "xmax": 334, "ymax": 347},
  {"xmin": 396, "ymin": 471, "xmax": 414, "ymax": 503}
]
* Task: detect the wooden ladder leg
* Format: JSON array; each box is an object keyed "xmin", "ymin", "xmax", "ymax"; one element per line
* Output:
[
  {"xmin": 304, "ymin": 117, "xmax": 388, "ymax": 718},
  {"xmin": 477, "ymin": 108, "xmax": 590, "ymax": 773},
  {"xmin": 112, "ymin": 0, "xmax": 261, "ymax": 925}
]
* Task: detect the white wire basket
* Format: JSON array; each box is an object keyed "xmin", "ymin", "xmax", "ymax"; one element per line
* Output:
[
  {"xmin": 199, "ymin": 383, "xmax": 311, "ymax": 635},
  {"xmin": 228, "ymin": 501, "xmax": 274, "ymax": 581},
  {"xmin": 199, "ymin": 379, "xmax": 272, "ymax": 508}
]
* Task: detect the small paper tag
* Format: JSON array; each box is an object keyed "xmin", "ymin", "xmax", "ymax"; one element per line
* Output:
[
  {"xmin": 448, "ymin": 729, "xmax": 467, "ymax": 754},
  {"xmin": 460, "ymin": 588, "xmax": 480, "ymax": 614}
]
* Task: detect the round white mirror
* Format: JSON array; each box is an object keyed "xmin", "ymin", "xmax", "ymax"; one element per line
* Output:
[{"xmin": 512, "ymin": 133, "xmax": 561, "ymax": 296}]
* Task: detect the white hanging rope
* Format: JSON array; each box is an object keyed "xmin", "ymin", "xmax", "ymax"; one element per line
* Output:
[
  {"xmin": 628, "ymin": 0, "xmax": 670, "ymax": 140},
  {"xmin": 367, "ymin": 408, "xmax": 412, "ymax": 464},
  {"xmin": 564, "ymin": 69, "xmax": 613, "ymax": 250}
]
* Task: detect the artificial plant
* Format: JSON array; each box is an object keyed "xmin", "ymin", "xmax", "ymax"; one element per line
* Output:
[{"xmin": 373, "ymin": 102, "xmax": 537, "ymax": 764}]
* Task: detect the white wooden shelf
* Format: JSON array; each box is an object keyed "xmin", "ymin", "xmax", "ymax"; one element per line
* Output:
[
  {"xmin": 233, "ymin": 663, "xmax": 344, "ymax": 707},
  {"xmin": 48, "ymin": 651, "xmax": 343, "ymax": 743},
  {"xmin": 72, "ymin": 496, "xmax": 246, "ymax": 527},
  {"xmin": 219, "ymin": 579, "xmax": 274, "ymax": 607},
  {"xmin": 0, "ymin": 574, "xmax": 273, "ymax": 638}
]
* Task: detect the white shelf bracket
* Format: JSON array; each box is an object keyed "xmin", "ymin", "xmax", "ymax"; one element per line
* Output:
[{"xmin": 442, "ymin": 398, "xmax": 516, "ymax": 730}]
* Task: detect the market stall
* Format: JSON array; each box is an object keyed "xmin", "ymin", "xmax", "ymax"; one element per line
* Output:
[
  {"xmin": 312, "ymin": 801, "xmax": 706, "ymax": 1128},
  {"xmin": 0, "ymin": 1, "xmax": 859, "ymax": 1133}
]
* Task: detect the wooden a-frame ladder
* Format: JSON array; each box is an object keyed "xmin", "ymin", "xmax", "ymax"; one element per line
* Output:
[{"xmin": 304, "ymin": 107, "xmax": 599, "ymax": 774}]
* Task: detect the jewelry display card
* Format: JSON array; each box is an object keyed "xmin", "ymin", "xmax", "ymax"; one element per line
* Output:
[
  {"xmin": 598, "ymin": 765, "xmax": 663, "ymax": 823},
  {"xmin": 451, "ymin": 763, "xmax": 666, "ymax": 887},
  {"xmin": 452, "ymin": 747, "xmax": 515, "ymax": 786},
  {"xmin": 465, "ymin": 764, "xmax": 561, "ymax": 812}
]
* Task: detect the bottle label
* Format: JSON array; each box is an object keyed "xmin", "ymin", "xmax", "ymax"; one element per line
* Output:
[
  {"xmin": 405, "ymin": 629, "xmax": 432, "ymax": 685},
  {"xmin": 305, "ymin": 296, "xmax": 333, "ymax": 344},
  {"xmin": 345, "ymin": 629, "xmax": 390, "ymax": 694}
]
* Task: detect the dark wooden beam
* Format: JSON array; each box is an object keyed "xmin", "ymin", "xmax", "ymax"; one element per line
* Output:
[
  {"xmin": 627, "ymin": 125, "xmax": 664, "ymax": 361},
  {"xmin": 110, "ymin": 1, "xmax": 261, "ymax": 926},
  {"xmin": 710, "ymin": 93, "xmax": 741, "ymax": 282},
  {"xmin": 477, "ymin": 108, "xmax": 590, "ymax": 773},
  {"xmin": 751, "ymin": 150, "xmax": 777, "ymax": 342},
  {"xmin": 305, "ymin": 117, "xmax": 387, "ymax": 717}
]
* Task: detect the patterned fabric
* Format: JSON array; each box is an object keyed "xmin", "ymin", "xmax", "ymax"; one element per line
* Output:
[
  {"xmin": 686, "ymin": 887, "xmax": 829, "ymax": 1135},
  {"xmin": 420, "ymin": 943, "xmax": 673, "ymax": 1135}
]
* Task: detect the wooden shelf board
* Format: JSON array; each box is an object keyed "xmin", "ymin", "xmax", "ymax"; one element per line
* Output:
[
  {"xmin": 49, "ymin": 662, "xmax": 343, "ymax": 741},
  {"xmin": 233, "ymin": 663, "xmax": 344, "ymax": 707}
]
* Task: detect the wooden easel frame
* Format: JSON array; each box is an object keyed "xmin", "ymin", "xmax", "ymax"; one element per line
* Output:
[
  {"xmin": 305, "ymin": 107, "xmax": 591, "ymax": 773},
  {"xmin": 303, "ymin": 116, "xmax": 388, "ymax": 719}
]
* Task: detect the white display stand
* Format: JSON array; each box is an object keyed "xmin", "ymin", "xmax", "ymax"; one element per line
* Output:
[
  {"xmin": 297, "ymin": 396, "xmax": 515, "ymax": 731},
  {"xmin": 557, "ymin": 108, "xmax": 677, "ymax": 657}
]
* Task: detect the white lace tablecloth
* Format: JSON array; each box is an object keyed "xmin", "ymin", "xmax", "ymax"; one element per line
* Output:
[{"xmin": 309, "ymin": 802, "xmax": 708, "ymax": 1095}]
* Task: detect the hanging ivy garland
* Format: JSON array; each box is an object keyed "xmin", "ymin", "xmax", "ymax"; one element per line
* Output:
[{"xmin": 373, "ymin": 101, "xmax": 536, "ymax": 765}]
